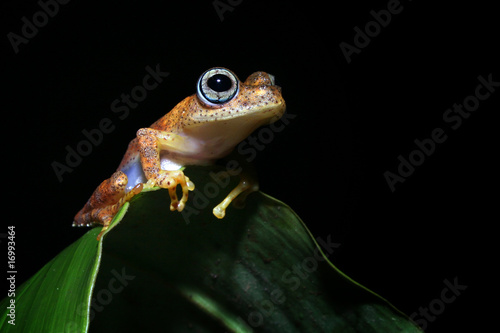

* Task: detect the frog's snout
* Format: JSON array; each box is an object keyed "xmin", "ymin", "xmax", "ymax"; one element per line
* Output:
[{"xmin": 245, "ymin": 71, "xmax": 280, "ymax": 88}]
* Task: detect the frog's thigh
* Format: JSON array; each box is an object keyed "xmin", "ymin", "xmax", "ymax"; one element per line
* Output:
[
  {"xmin": 73, "ymin": 171, "xmax": 142, "ymax": 231},
  {"xmin": 88, "ymin": 171, "xmax": 129, "ymax": 208},
  {"xmin": 73, "ymin": 171, "xmax": 128, "ymax": 226}
]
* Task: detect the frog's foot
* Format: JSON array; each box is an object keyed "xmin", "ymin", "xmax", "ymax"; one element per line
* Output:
[
  {"xmin": 73, "ymin": 171, "xmax": 143, "ymax": 240},
  {"xmin": 94, "ymin": 185, "xmax": 142, "ymax": 240},
  {"xmin": 144, "ymin": 170, "xmax": 195, "ymax": 212},
  {"xmin": 75, "ymin": 185, "xmax": 143, "ymax": 240},
  {"xmin": 213, "ymin": 174, "xmax": 259, "ymax": 219}
]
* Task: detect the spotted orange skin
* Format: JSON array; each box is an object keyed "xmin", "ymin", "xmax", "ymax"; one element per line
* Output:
[
  {"xmin": 118, "ymin": 71, "xmax": 284, "ymax": 168},
  {"xmin": 73, "ymin": 68, "xmax": 285, "ymax": 240}
]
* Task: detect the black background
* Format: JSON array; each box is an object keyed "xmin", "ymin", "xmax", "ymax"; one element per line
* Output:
[{"xmin": 3, "ymin": 0, "xmax": 497, "ymax": 331}]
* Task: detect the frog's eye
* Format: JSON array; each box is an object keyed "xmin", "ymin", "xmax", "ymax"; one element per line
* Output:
[{"xmin": 197, "ymin": 68, "xmax": 239, "ymax": 106}]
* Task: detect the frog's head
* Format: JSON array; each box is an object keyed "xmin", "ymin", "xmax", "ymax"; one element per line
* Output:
[{"xmin": 179, "ymin": 67, "xmax": 286, "ymax": 158}]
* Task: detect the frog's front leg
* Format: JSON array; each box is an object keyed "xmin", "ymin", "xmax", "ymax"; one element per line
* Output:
[{"xmin": 136, "ymin": 128, "xmax": 195, "ymax": 211}]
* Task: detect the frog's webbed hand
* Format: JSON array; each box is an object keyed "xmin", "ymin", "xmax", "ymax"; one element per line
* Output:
[
  {"xmin": 212, "ymin": 167, "xmax": 259, "ymax": 219},
  {"xmin": 137, "ymin": 128, "xmax": 195, "ymax": 211}
]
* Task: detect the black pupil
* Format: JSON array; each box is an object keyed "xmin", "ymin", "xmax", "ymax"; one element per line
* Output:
[{"xmin": 207, "ymin": 74, "xmax": 232, "ymax": 92}]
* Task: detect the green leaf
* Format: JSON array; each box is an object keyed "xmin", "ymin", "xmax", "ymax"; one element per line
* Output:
[
  {"xmin": 0, "ymin": 166, "xmax": 422, "ymax": 332},
  {"xmin": 0, "ymin": 202, "xmax": 130, "ymax": 332}
]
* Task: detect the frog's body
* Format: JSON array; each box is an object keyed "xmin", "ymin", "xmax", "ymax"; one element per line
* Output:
[{"xmin": 73, "ymin": 68, "xmax": 285, "ymax": 239}]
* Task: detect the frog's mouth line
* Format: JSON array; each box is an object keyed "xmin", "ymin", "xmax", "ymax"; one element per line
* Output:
[
  {"xmin": 185, "ymin": 101, "xmax": 284, "ymax": 136},
  {"xmin": 190, "ymin": 101, "xmax": 285, "ymax": 124}
]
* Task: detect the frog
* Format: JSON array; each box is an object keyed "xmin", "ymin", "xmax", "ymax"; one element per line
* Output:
[{"xmin": 73, "ymin": 67, "xmax": 286, "ymax": 240}]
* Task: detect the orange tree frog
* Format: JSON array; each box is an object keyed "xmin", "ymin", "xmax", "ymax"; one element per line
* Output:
[{"xmin": 73, "ymin": 67, "xmax": 286, "ymax": 240}]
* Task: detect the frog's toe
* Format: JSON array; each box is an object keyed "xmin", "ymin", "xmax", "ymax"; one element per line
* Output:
[
  {"xmin": 178, "ymin": 176, "xmax": 194, "ymax": 211},
  {"xmin": 168, "ymin": 186, "xmax": 180, "ymax": 211},
  {"xmin": 213, "ymin": 205, "xmax": 226, "ymax": 219},
  {"xmin": 72, "ymin": 220, "xmax": 97, "ymax": 228},
  {"xmin": 159, "ymin": 171, "xmax": 194, "ymax": 212},
  {"xmin": 186, "ymin": 178, "xmax": 195, "ymax": 191},
  {"xmin": 169, "ymin": 183, "xmax": 192, "ymax": 212}
]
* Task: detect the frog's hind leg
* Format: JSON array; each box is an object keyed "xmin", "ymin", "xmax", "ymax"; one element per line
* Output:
[
  {"xmin": 212, "ymin": 170, "xmax": 259, "ymax": 219},
  {"xmin": 73, "ymin": 171, "xmax": 143, "ymax": 240}
]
